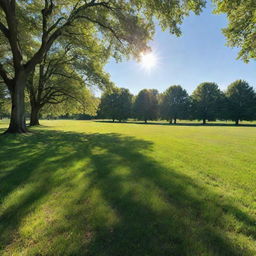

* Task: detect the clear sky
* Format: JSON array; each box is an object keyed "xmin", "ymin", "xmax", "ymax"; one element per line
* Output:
[{"xmin": 103, "ymin": 2, "xmax": 256, "ymax": 96}]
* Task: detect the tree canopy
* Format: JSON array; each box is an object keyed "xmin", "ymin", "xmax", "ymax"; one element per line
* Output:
[
  {"xmin": 161, "ymin": 85, "xmax": 190, "ymax": 123},
  {"xmin": 225, "ymin": 80, "xmax": 256, "ymax": 125},
  {"xmin": 213, "ymin": 0, "xmax": 256, "ymax": 62},
  {"xmin": 98, "ymin": 88, "xmax": 133, "ymax": 122},
  {"xmin": 41, "ymin": 86, "xmax": 98, "ymax": 119},
  {"xmin": 191, "ymin": 82, "xmax": 224, "ymax": 124},
  {"xmin": 133, "ymin": 89, "xmax": 159, "ymax": 123}
]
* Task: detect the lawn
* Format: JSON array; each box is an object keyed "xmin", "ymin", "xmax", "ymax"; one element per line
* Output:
[{"xmin": 0, "ymin": 120, "xmax": 256, "ymax": 256}]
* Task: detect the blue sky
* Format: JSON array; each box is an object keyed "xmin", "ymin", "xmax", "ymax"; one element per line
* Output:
[{"xmin": 103, "ymin": 3, "xmax": 256, "ymax": 96}]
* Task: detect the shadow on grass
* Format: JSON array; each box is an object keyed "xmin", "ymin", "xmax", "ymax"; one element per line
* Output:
[
  {"xmin": 95, "ymin": 120, "xmax": 256, "ymax": 127},
  {"xmin": 0, "ymin": 130, "xmax": 255, "ymax": 255}
]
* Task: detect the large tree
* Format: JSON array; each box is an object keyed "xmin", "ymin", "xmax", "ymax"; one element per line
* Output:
[
  {"xmin": 225, "ymin": 80, "xmax": 256, "ymax": 125},
  {"xmin": 0, "ymin": 0, "xmax": 205, "ymax": 133},
  {"xmin": 133, "ymin": 89, "xmax": 159, "ymax": 123},
  {"xmin": 213, "ymin": 0, "xmax": 256, "ymax": 62},
  {"xmin": 191, "ymin": 82, "xmax": 224, "ymax": 124},
  {"xmin": 161, "ymin": 85, "xmax": 190, "ymax": 124}
]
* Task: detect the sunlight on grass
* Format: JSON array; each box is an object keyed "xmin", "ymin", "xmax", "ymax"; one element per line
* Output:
[{"xmin": 0, "ymin": 120, "xmax": 256, "ymax": 255}]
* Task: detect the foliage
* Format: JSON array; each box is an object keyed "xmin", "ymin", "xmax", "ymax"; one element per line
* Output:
[
  {"xmin": 72, "ymin": 90, "xmax": 100, "ymax": 117},
  {"xmin": 41, "ymin": 87, "xmax": 98, "ymax": 118},
  {"xmin": 225, "ymin": 80, "xmax": 256, "ymax": 124},
  {"xmin": 133, "ymin": 89, "xmax": 159, "ymax": 123},
  {"xmin": 94, "ymin": 82, "xmax": 255, "ymax": 124},
  {"xmin": 191, "ymin": 82, "xmax": 224, "ymax": 124},
  {"xmin": 98, "ymin": 88, "xmax": 133, "ymax": 122},
  {"xmin": 213, "ymin": 0, "xmax": 256, "ymax": 62},
  {"xmin": 161, "ymin": 85, "xmax": 190, "ymax": 123}
]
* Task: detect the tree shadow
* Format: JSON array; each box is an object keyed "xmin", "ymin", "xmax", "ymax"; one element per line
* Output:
[
  {"xmin": 95, "ymin": 120, "xmax": 256, "ymax": 127},
  {"xmin": 0, "ymin": 130, "xmax": 255, "ymax": 255}
]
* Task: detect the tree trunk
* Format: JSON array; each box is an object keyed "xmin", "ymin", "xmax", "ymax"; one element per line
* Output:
[
  {"xmin": 30, "ymin": 105, "xmax": 40, "ymax": 126},
  {"xmin": 169, "ymin": 119, "xmax": 172, "ymax": 124},
  {"xmin": 145, "ymin": 119, "xmax": 147, "ymax": 124},
  {"xmin": 202, "ymin": 118, "xmax": 206, "ymax": 125},
  {"xmin": 112, "ymin": 118, "xmax": 115, "ymax": 122},
  {"xmin": 174, "ymin": 118, "xmax": 177, "ymax": 124},
  {"xmin": 5, "ymin": 71, "xmax": 28, "ymax": 133},
  {"xmin": 235, "ymin": 119, "xmax": 239, "ymax": 125}
]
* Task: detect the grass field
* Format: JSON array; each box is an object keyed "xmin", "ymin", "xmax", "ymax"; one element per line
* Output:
[{"xmin": 0, "ymin": 120, "xmax": 256, "ymax": 256}]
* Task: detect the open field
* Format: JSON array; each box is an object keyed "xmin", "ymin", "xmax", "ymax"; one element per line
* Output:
[{"xmin": 0, "ymin": 120, "xmax": 256, "ymax": 256}]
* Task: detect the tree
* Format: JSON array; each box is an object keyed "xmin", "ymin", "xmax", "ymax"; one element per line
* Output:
[
  {"xmin": 0, "ymin": 0, "xmax": 206, "ymax": 133},
  {"xmin": 191, "ymin": 82, "xmax": 223, "ymax": 124},
  {"xmin": 225, "ymin": 80, "xmax": 256, "ymax": 125},
  {"xmin": 133, "ymin": 89, "xmax": 159, "ymax": 123},
  {"xmin": 115, "ymin": 88, "xmax": 133, "ymax": 122},
  {"xmin": 213, "ymin": 0, "xmax": 256, "ymax": 62},
  {"xmin": 98, "ymin": 88, "xmax": 132, "ymax": 122},
  {"xmin": 161, "ymin": 85, "xmax": 190, "ymax": 124},
  {"xmin": 26, "ymin": 39, "xmax": 111, "ymax": 126}
]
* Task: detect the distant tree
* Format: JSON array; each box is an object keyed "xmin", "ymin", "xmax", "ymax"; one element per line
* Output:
[
  {"xmin": 116, "ymin": 88, "xmax": 133, "ymax": 122},
  {"xmin": 191, "ymin": 82, "xmax": 224, "ymax": 124},
  {"xmin": 98, "ymin": 88, "xmax": 133, "ymax": 122},
  {"xmin": 98, "ymin": 88, "xmax": 119, "ymax": 122},
  {"xmin": 134, "ymin": 89, "xmax": 159, "ymax": 123},
  {"xmin": 225, "ymin": 80, "xmax": 256, "ymax": 125},
  {"xmin": 213, "ymin": 0, "xmax": 256, "ymax": 62},
  {"xmin": 161, "ymin": 85, "xmax": 190, "ymax": 124}
]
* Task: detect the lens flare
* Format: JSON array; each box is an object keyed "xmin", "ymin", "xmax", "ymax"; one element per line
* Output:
[{"xmin": 140, "ymin": 52, "xmax": 157, "ymax": 71}]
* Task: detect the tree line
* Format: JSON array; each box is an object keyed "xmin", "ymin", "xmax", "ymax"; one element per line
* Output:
[{"xmin": 98, "ymin": 80, "xmax": 256, "ymax": 125}]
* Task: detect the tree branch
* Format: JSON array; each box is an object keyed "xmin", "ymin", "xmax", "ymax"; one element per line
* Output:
[
  {"xmin": 1, "ymin": 0, "xmax": 23, "ymax": 71},
  {"xmin": 76, "ymin": 15, "xmax": 122, "ymax": 43},
  {"xmin": 24, "ymin": 0, "xmax": 116, "ymax": 73},
  {"xmin": 0, "ymin": 21, "xmax": 9, "ymax": 38},
  {"xmin": 0, "ymin": 63, "xmax": 12, "ymax": 89}
]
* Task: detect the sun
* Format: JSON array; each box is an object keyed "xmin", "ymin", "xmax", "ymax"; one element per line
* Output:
[{"xmin": 140, "ymin": 51, "xmax": 157, "ymax": 71}]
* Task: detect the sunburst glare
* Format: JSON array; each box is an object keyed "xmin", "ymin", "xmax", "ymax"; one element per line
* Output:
[{"xmin": 140, "ymin": 51, "xmax": 158, "ymax": 71}]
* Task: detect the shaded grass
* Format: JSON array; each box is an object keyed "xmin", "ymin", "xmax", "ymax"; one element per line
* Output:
[{"xmin": 0, "ymin": 120, "xmax": 256, "ymax": 255}]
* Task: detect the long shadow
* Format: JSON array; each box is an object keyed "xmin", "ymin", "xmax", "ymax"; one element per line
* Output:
[
  {"xmin": 0, "ymin": 130, "xmax": 255, "ymax": 255},
  {"xmin": 95, "ymin": 120, "xmax": 256, "ymax": 127}
]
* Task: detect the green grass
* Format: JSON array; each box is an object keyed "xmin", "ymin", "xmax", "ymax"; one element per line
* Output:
[{"xmin": 0, "ymin": 120, "xmax": 256, "ymax": 256}]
